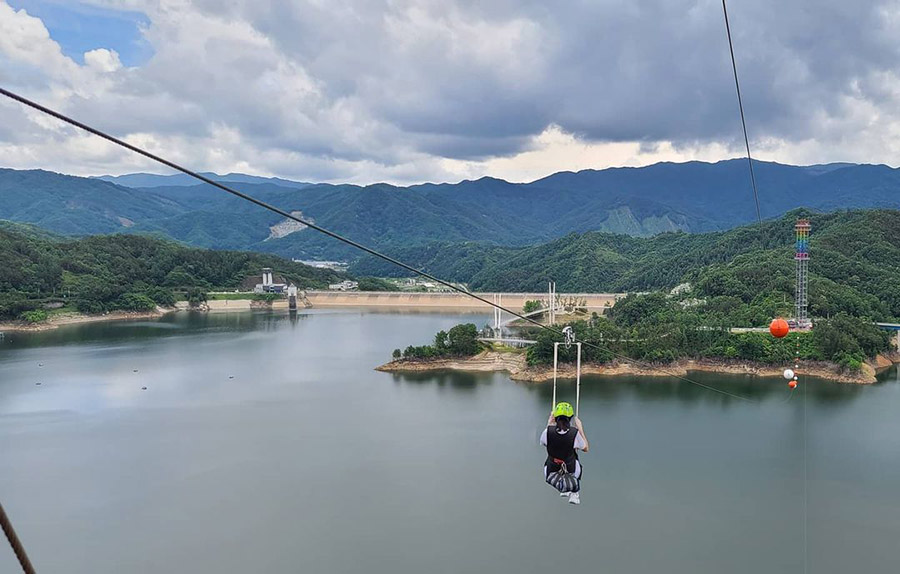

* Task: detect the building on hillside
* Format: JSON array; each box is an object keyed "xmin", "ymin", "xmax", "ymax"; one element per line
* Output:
[
  {"xmin": 328, "ymin": 280, "xmax": 359, "ymax": 291},
  {"xmin": 292, "ymin": 259, "xmax": 349, "ymax": 271},
  {"xmin": 250, "ymin": 267, "xmax": 289, "ymax": 294}
]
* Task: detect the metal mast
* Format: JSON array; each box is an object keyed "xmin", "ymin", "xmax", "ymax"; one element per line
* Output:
[
  {"xmin": 794, "ymin": 219, "xmax": 811, "ymax": 328},
  {"xmin": 549, "ymin": 281, "xmax": 557, "ymax": 325}
]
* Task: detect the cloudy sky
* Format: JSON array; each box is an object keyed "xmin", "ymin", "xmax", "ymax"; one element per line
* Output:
[{"xmin": 1, "ymin": 0, "xmax": 899, "ymax": 185}]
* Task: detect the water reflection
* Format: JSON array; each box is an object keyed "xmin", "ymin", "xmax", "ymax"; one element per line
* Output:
[
  {"xmin": 518, "ymin": 371, "xmax": 865, "ymax": 409},
  {"xmin": 388, "ymin": 370, "xmax": 492, "ymax": 390},
  {"xmin": 2, "ymin": 311, "xmax": 899, "ymax": 574},
  {"xmin": 371, "ymin": 356, "xmax": 880, "ymax": 410}
]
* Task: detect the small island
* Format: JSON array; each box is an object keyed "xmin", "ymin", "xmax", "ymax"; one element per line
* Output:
[{"xmin": 378, "ymin": 292, "xmax": 900, "ymax": 385}]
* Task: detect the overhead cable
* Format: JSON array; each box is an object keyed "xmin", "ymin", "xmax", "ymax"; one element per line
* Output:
[
  {"xmin": 721, "ymin": 0, "xmax": 763, "ymax": 226},
  {"xmin": 0, "ymin": 503, "xmax": 37, "ymax": 574},
  {"xmin": 0, "ymin": 86, "xmax": 752, "ymax": 403}
]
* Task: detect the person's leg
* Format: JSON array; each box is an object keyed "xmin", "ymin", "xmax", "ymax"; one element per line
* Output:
[
  {"xmin": 546, "ymin": 464, "xmax": 571, "ymax": 496},
  {"xmin": 567, "ymin": 461, "xmax": 582, "ymax": 503}
]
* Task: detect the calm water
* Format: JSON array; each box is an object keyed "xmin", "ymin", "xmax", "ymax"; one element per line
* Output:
[{"xmin": 1, "ymin": 310, "xmax": 899, "ymax": 574}]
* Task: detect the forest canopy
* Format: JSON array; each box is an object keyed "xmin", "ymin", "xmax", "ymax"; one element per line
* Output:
[{"xmin": 0, "ymin": 224, "xmax": 347, "ymax": 319}]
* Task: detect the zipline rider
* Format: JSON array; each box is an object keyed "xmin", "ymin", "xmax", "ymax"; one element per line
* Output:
[{"xmin": 541, "ymin": 402, "xmax": 590, "ymax": 505}]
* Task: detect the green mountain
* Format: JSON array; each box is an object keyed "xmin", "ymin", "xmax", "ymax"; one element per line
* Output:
[
  {"xmin": 0, "ymin": 223, "xmax": 347, "ymax": 319},
  {"xmin": 0, "ymin": 169, "xmax": 183, "ymax": 235},
  {"xmin": 95, "ymin": 172, "xmax": 312, "ymax": 189},
  {"xmin": 352, "ymin": 210, "xmax": 900, "ymax": 323},
  {"xmin": 4, "ymin": 160, "xmax": 900, "ymax": 262}
]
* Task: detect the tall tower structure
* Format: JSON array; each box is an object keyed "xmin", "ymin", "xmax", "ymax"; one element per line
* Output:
[{"xmin": 794, "ymin": 219, "xmax": 811, "ymax": 327}]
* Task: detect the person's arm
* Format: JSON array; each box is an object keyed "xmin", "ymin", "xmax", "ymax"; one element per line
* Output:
[
  {"xmin": 573, "ymin": 416, "xmax": 590, "ymax": 453},
  {"xmin": 547, "ymin": 412, "xmax": 556, "ymax": 427}
]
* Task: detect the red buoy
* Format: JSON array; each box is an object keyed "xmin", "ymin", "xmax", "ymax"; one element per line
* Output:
[
  {"xmin": 770, "ymin": 318, "xmax": 790, "ymax": 338},
  {"xmin": 788, "ymin": 380, "xmax": 798, "ymax": 389}
]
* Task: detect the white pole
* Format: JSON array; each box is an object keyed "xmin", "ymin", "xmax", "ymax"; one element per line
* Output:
[
  {"xmin": 498, "ymin": 293, "xmax": 502, "ymax": 336},
  {"xmin": 548, "ymin": 281, "xmax": 552, "ymax": 326},
  {"xmin": 493, "ymin": 294, "xmax": 498, "ymax": 331},
  {"xmin": 549, "ymin": 281, "xmax": 555, "ymax": 325},
  {"xmin": 552, "ymin": 342, "xmax": 559, "ymax": 409},
  {"xmin": 575, "ymin": 342, "xmax": 582, "ymax": 418}
]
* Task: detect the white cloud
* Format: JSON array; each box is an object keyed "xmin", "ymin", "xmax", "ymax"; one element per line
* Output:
[
  {"xmin": 2, "ymin": 0, "xmax": 900, "ymax": 185},
  {"xmin": 84, "ymin": 48, "xmax": 122, "ymax": 72}
]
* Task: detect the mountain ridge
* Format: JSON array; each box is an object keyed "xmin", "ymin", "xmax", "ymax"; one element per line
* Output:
[
  {"xmin": 6, "ymin": 159, "xmax": 900, "ymax": 261},
  {"xmin": 350, "ymin": 209, "xmax": 900, "ymax": 322},
  {"xmin": 94, "ymin": 171, "xmax": 313, "ymax": 189}
]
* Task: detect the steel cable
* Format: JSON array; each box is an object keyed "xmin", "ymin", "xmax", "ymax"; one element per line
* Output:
[
  {"xmin": 0, "ymin": 503, "xmax": 37, "ymax": 574},
  {"xmin": 0, "ymin": 86, "xmax": 755, "ymax": 405},
  {"xmin": 722, "ymin": 0, "xmax": 763, "ymax": 226}
]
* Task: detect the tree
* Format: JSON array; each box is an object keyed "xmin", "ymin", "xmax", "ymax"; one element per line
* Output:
[
  {"xmin": 813, "ymin": 313, "xmax": 890, "ymax": 360},
  {"xmin": 145, "ymin": 286, "xmax": 176, "ymax": 307},
  {"xmin": 0, "ymin": 292, "xmax": 37, "ymax": 320},
  {"xmin": 735, "ymin": 333, "xmax": 767, "ymax": 361},
  {"xmin": 523, "ymin": 300, "xmax": 542, "ymax": 314},
  {"xmin": 446, "ymin": 323, "xmax": 480, "ymax": 356},
  {"xmin": 187, "ymin": 288, "xmax": 208, "ymax": 307},
  {"xmin": 20, "ymin": 309, "xmax": 48, "ymax": 323},
  {"xmin": 434, "ymin": 330, "xmax": 449, "ymax": 353},
  {"xmin": 357, "ymin": 277, "xmax": 400, "ymax": 291},
  {"xmin": 606, "ymin": 292, "xmax": 670, "ymax": 327},
  {"xmin": 116, "ymin": 293, "xmax": 157, "ymax": 312}
]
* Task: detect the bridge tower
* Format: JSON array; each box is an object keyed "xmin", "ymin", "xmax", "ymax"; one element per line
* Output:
[
  {"xmin": 794, "ymin": 219, "xmax": 811, "ymax": 328},
  {"xmin": 548, "ymin": 281, "xmax": 556, "ymax": 325}
]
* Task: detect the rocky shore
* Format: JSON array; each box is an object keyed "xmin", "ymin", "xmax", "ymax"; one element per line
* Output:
[{"xmin": 377, "ymin": 350, "xmax": 900, "ymax": 384}]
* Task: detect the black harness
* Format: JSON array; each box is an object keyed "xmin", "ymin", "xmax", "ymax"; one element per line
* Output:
[{"xmin": 545, "ymin": 425, "xmax": 579, "ymax": 474}]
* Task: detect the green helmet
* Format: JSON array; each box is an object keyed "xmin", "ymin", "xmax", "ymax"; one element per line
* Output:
[{"xmin": 553, "ymin": 402, "xmax": 574, "ymax": 418}]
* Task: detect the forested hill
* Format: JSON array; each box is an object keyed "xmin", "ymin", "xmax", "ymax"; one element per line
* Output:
[
  {"xmin": 352, "ymin": 209, "xmax": 900, "ymax": 322},
  {"xmin": 4, "ymin": 160, "xmax": 900, "ymax": 260},
  {"xmin": 0, "ymin": 224, "xmax": 347, "ymax": 319}
]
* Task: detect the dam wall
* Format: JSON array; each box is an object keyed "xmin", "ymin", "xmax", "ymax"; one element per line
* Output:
[{"xmin": 304, "ymin": 291, "xmax": 623, "ymax": 311}]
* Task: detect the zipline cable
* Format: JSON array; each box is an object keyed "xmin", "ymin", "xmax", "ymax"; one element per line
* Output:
[
  {"xmin": 803, "ymin": 368, "xmax": 809, "ymax": 573},
  {"xmin": 0, "ymin": 86, "xmax": 753, "ymax": 403},
  {"xmin": 0, "ymin": 503, "xmax": 37, "ymax": 574},
  {"xmin": 721, "ymin": 0, "xmax": 763, "ymax": 226},
  {"xmin": 721, "ymin": 1, "xmax": 797, "ymax": 404}
]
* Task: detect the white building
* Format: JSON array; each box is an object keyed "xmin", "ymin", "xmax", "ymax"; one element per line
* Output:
[
  {"xmin": 328, "ymin": 280, "xmax": 359, "ymax": 291},
  {"xmin": 254, "ymin": 267, "xmax": 288, "ymax": 294}
]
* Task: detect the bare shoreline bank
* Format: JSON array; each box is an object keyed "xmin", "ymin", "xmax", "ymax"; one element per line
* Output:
[
  {"xmin": 0, "ymin": 300, "xmax": 281, "ymax": 332},
  {"xmin": 376, "ymin": 351, "xmax": 900, "ymax": 385},
  {"xmin": 1, "ymin": 290, "xmax": 609, "ymax": 332},
  {"xmin": 0, "ymin": 309, "xmax": 173, "ymax": 333}
]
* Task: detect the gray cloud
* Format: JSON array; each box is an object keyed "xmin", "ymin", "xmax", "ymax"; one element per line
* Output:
[
  {"xmin": 2, "ymin": 0, "xmax": 900, "ymax": 183},
  {"xmin": 172, "ymin": 0, "xmax": 900, "ymax": 153}
]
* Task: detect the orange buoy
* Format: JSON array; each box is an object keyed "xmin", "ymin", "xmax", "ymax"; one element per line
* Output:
[
  {"xmin": 788, "ymin": 380, "xmax": 798, "ymax": 389},
  {"xmin": 769, "ymin": 318, "xmax": 790, "ymax": 338}
]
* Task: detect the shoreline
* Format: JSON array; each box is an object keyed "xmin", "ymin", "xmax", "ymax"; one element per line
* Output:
[
  {"xmin": 0, "ymin": 296, "xmax": 487, "ymax": 332},
  {"xmin": 376, "ymin": 350, "xmax": 900, "ymax": 385},
  {"xmin": 0, "ymin": 308, "xmax": 174, "ymax": 333}
]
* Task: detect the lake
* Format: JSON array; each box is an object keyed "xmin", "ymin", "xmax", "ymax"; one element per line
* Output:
[{"xmin": 2, "ymin": 310, "xmax": 899, "ymax": 573}]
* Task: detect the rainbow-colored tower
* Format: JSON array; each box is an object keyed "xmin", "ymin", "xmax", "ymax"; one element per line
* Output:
[{"xmin": 794, "ymin": 219, "xmax": 811, "ymax": 327}]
